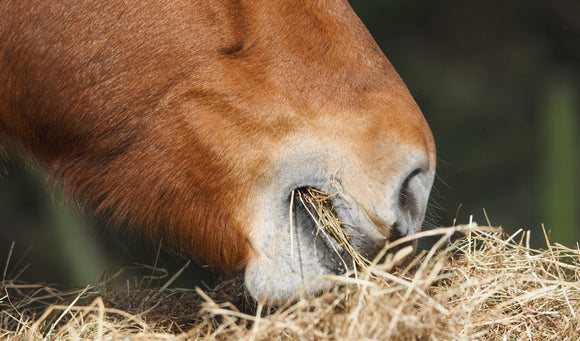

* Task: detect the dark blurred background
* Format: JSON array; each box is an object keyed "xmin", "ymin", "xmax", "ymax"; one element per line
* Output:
[{"xmin": 1, "ymin": 0, "xmax": 578, "ymax": 286}]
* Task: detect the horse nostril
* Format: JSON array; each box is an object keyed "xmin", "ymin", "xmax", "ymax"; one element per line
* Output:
[{"xmin": 398, "ymin": 168, "xmax": 421, "ymax": 214}]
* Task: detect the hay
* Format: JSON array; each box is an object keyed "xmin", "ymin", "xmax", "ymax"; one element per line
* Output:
[{"xmin": 2, "ymin": 222, "xmax": 579, "ymax": 340}]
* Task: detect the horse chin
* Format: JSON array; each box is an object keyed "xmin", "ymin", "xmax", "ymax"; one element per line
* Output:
[{"xmin": 244, "ymin": 252, "xmax": 337, "ymax": 304}]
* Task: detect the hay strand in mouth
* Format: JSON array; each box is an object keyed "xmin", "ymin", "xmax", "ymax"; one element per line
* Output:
[{"xmin": 294, "ymin": 187, "xmax": 372, "ymax": 271}]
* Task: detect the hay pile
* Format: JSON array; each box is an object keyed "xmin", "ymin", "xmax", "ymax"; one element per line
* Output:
[{"xmin": 2, "ymin": 222, "xmax": 579, "ymax": 340}]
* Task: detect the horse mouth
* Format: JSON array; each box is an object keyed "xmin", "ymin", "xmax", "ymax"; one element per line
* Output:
[{"xmin": 289, "ymin": 187, "xmax": 375, "ymax": 275}]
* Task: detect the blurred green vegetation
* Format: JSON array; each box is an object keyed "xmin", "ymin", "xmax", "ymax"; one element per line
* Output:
[
  {"xmin": 542, "ymin": 75, "xmax": 578, "ymax": 244},
  {"xmin": 1, "ymin": 0, "xmax": 579, "ymax": 285},
  {"xmin": 0, "ymin": 161, "xmax": 114, "ymax": 284}
]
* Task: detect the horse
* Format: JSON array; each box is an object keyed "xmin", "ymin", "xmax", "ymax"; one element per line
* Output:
[{"xmin": 0, "ymin": 0, "xmax": 436, "ymax": 302}]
